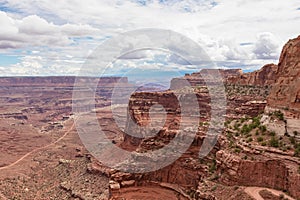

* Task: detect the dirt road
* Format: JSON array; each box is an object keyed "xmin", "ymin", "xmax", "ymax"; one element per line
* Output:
[
  {"xmin": 0, "ymin": 118, "xmax": 76, "ymax": 171},
  {"xmin": 245, "ymin": 187, "xmax": 295, "ymax": 200}
]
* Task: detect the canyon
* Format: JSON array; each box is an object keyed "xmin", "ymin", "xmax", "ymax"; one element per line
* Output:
[{"xmin": 0, "ymin": 35, "xmax": 299, "ymax": 200}]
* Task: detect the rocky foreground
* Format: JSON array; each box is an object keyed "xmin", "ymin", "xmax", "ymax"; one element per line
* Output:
[{"xmin": 0, "ymin": 36, "xmax": 299, "ymax": 200}]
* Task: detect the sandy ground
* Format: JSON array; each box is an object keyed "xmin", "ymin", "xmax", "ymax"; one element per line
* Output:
[
  {"xmin": 245, "ymin": 187, "xmax": 295, "ymax": 200},
  {"xmin": 0, "ymin": 117, "xmax": 76, "ymax": 171}
]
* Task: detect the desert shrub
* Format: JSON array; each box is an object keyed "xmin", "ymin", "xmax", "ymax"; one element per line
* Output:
[
  {"xmin": 234, "ymin": 123, "xmax": 240, "ymax": 130},
  {"xmin": 209, "ymin": 159, "xmax": 217, "ymax": 173},
  {"xmin": 290, "ymin": 137, "xmax": 296, "ymax": 145},
  {"xmin": 281, "ymin": 146, "xmax": 287, "ymax": 152},
  {"xmin": 294, "ymin": 131, "xmax": 299, "ymax": 136},
  {"xmin": 294, "ymin": 144, "xmax": 300, "ymax": 157},
  {"xmin": 269, "ymin": 131, "xmax": 276, "ymax": 137},
  {"xmin": 234, "ymin": 148, "xmax": 241, "ymax": 153},
  {"xmin": 241, "ymin": 125, "xmax": 251, "ymax": 134},
  {"xmin": 251, "ymin": 116, "xmax": 261, "ymax": 128},
  {"xmin": 227, "ymin": 132, "xmax": 233, "ymax": 138},
  {"xmin": 269, "ymin": 136, "xmax": 279, "ymax": 148},
  {"xmin": 211, "ymin": 185, "xmax": 218, "ymax": 191},
  {"xmin": 257, "ymin": 137, "xmax": 264, "ymax": 142},
  {"xmin": 274, "ymin": 110, "xmax": 284, "ymax": 121},
  {"xmin": 259, "ymin": 125, "xmax": 267, "ymax": 132}
]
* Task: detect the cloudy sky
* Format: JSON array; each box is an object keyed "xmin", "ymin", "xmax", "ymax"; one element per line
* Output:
[{"xmin": 0, "ymin": 0, "xmax": 300, "ymax": 76}]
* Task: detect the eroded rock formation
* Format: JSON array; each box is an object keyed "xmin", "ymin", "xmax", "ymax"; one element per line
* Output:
[
  {"xmin": 227, "ymin": 64, "xmax": 278, "ymax": 87},
  {"xmin": 267, "ymin": 36, "xmax": 300, "ymax": 116}
]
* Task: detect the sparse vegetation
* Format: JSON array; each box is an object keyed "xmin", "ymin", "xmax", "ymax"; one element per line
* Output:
[
  {"xmin": 294, "ymin": 143, "xmax": 300, "ymax": 157},
  {"xmin": 269, "ymin": 131, "xmax": 276, "ymax": 137},
  {"xmin": 259, "ymin": 125, "xmax": 267, "ymax": 133},
  {"xmin": 234, "ymin": 147, "xmax": 241, "ymax": 153},
  {"xmin": 269, "ymin": 136, "xmax": 279, "ymax": 148},
  {"xmin": 246, "ymin": 137, "xmax": 253, "ymax": 143},
  {"xmin": 211, "ymin": 185, "xmax": 218, "ymax": 192},
  {"xmin": 209, "ymin": 159, "xmax": 217, "ymax": 173},
  {"xmin": 257, "ymin": 137, "xmax": 264, "ymax": 142},
  {"xmin": 226, "ymin": 114, "xmax": 300, "ymax": 157},
  {"xmin": 294, "ymin": 131, "xmax": 298, "ymax": 136},
  {"xmin": 269, "ymin": 110, "xmax": 285, "ymax": 121}
]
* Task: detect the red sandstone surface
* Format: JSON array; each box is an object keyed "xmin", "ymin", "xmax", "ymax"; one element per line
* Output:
[{"xmin": 0, "ymin": 36, "xmax": 300, "ymax": 200}]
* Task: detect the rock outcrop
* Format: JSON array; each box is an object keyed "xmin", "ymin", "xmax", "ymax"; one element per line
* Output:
[
  {"xmin": 227, "ymin": 64, "xmax": 278, "ymax": 86},
  {"xmin": 267, "ymin": 36, "xmax": 300, "ymax": 117},
  {"xmin": 216, "ymin": 150, "xmax": 300, "ymax": 198},
  {"xmin": 170, "ymin": 69, "xmax": 243, "ymax": 90}
]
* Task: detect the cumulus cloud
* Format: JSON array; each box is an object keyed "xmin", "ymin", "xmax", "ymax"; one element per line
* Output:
[
  {"xmin": 0, "ymin": 11, "xmax": 103, "ymax": 50},
  {"xmin": 253, "ymin": 32, "xmax": 281, "ymax": 59},
  {"xmin": 0, "ymin": 0, "xmax": 299, "ymax": 76},
  {"xmin": 18, "ymin": 15, "xmax": 57, "ymax": 35}
]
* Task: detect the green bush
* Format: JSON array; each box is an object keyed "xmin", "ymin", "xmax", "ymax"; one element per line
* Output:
[
  {"xmin": 211, "ymin": 185, "xmax": 217, "ymax": 191},
  {"xmin": 269, "ymin": 131, "xmax": 276, "ymax": 137},
  {"xmin": 241, "ymin": 124, "xmax": 251, "ymax": 134},
  {"xmin": 290, "ymin": 137, "xmax": 296, "ymax": 145},
  {"xmin": 294, "ymin": 144, "xmax": 300, "ymax": 157},
  {"xmin": 209, "ymin": 159, "xmax": 217, "ymax": 173},
  {"xmin": 251, "ymin": 116, "xmax": 261, "ymax": 128},
  {"xmin": 274, "ymin": 110, "xmax": 284, "ymax": 121},
  {"xmin": 269, "ymin": 136, "xmax": 279, "ymax": 148},
  {"xmin": 257, "ymin": 137, "xmax": 264, "ymax": 142},
  {"xmin": 247, "ymin": 138, "xmax": 253, "ymax": 143},
  {"xmin": 259, "ymin": 125, "xmax": 267, "ymax": 132},
  {"xmin": 235, "ymin": 148, "xmax": 241, "ymax": 153},
  {"xmin": 234, "ymin": 123, "xmax": 240, "ymax": 131}
]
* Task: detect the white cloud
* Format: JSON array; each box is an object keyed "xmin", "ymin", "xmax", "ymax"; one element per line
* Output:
[
  {"xmin": 253, "ymin": 32, "xmax": 280, "ymax": 59},
  {"xmin": 18, "ymin": 15, "xmax": 57, "ymax": 35},
  {"xmin": 0, "ymin": 0, "xmax": 299, "ymax": 75},
  {"xmin": 0, "ymin": 10, "xmax": 104, "ymax": 50}
]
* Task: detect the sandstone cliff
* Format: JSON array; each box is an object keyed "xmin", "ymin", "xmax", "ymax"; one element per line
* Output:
[
  {"xmin": 267, "ymin": 36, "xmax": 300, "ymax": 116},
  {"xmin": 216, "ymin": 150, "xmax": 300, "ymax": 198},
  {"xmin": 227, "ymin": 64, "xmax": 278, "ymax": 87},
  {"xmin": 170, "ymin": 69, "xmax": 242, "ymax": 90}
]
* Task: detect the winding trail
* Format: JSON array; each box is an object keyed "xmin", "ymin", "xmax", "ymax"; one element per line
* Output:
[
  {"xmin": 245, "ymin": 187, "xmax": 295, "ymax": 200},
  {"xmin": 0, "ymin": 118, "xmax": 76, "ymax": 171}
]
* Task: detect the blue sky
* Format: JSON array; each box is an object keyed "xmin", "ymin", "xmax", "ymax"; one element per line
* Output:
[
  {"xmin": 0, "ymin": 54, "xmax": 19, "ymax": 65},
  {"xmin": 0, "ymin": 0, "xmax": 300, "ymax": 77}
]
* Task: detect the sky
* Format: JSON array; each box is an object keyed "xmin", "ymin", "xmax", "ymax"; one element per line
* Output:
[{"xmin": 0, "ymin": 0, "xmax": 300, "ymax": 77}]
